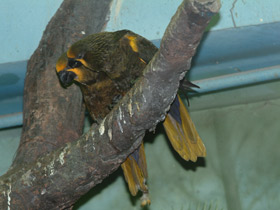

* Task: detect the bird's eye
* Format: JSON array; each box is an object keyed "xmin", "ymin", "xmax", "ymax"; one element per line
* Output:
[
  {"xmin": 68, "ymin": 59, "xmax": 82, "ymax": 68},
  {"xmin": 77, "ymin": 53, "xmax": 83, "ymax": 59}
]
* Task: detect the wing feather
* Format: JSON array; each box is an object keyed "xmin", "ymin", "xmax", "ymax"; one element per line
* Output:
[{"xmin": 163, "ymin": 95, "xmax": 206, "ymax": 162}]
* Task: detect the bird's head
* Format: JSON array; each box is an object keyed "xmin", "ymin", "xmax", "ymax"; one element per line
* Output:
[
  {"xmin": 56, "ymin": 52, "xmax": 94, "ymax": 86},
  {"xmin": 66, "ymin": 36, "xmax": 98, "ymax": 71},
  {"xmin": 56, "ymin": 32, "xmax": 123, "ymax": 87}
]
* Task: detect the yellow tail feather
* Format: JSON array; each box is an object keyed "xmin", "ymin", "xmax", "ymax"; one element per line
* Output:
[
  {"xmin": 163, "ymin": 95, "xmax": 206, "ymax": 162},
  {"xmin": 121, "ymin": 143, "xmax": 148, "ymax": 196}
]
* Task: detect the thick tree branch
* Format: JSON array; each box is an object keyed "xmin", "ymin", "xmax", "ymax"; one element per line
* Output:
[
  {"xmin": 11, "ymin": 0, "xmax": 113, "ymax": 167},
  {"xmin": 0, "ymin": 0, "xmax": 220, "ymax": 209}
]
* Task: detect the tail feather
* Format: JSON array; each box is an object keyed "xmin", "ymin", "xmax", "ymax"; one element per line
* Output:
[
  {"xmin": 121, "ymin": 143, "xmax": 148, "ymax": 196},
  {"xmin": 163, "ymin": 95, "xmax": 206, "ymax": 162}
]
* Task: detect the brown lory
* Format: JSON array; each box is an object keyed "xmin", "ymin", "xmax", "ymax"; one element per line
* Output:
[{"xmin": 56, "ymin": 29, "xmax": 206, "ymax": 206}]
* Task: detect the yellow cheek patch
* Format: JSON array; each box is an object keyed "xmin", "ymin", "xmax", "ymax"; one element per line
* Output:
[
  {"xmin": 56, "ymin": 53, "xmax": 68, "ymax": 72},
  {"xmin": 67, "ymin": 48, "xmax": 76, "ymax": 59},
  {"xmin": 125, "ymin": 35, "xmax": 139, "ymax": 52},
  {"xmin": 56, "ymin": 62, "xmax": 66, "ymax": 73},
  {"xmin": 67, "ymin": 68, "xmax": 84, "ymax": 82}
]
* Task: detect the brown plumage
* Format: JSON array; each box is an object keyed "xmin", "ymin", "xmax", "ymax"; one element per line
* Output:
[{"xmin": 56, "ymin": 29, "xmax": 206, "ymax": 206}]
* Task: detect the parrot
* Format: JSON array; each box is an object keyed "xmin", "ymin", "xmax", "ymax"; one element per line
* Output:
[{"xmin": 56, "ymin": 30, "xmax": 206, "ymax": 206}]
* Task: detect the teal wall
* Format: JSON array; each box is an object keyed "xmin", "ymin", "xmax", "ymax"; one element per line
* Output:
[
  {"xmin": 1, "ymin": 1, "xmax": 280, "ymax": 210},
  {"xmin": 106, "ymin": 0, "xmax": 280, "ymax": 37},
  {"xmin": 1, "ymin": 0, "xmax": 280, "ymax": 63},
  {"xmin": 0, "ymin": 0, "xmax": 62, "ymax": 64}
]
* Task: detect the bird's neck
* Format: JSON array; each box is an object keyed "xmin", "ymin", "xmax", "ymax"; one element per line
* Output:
[{"xmin": 80, "ymin": 77, "xmax": 124, "ymax": 122}]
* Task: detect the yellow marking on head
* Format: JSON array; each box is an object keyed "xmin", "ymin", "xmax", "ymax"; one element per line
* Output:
[
  {"xmin": 76, "ymin": 58, "xmax": 90, "ymax": 69},
  {"xmin": 66, "ymin": 68, "xmax": 84, "ymax": 82},
  {"xmin": 67, "ymin": 46, "xmax": 94, "ymax": 71},
  {"xmin": 56, "ymin": 61, "xmax": 66, "ymax": 73},
  {"xmin": 56, "ymin": 53, "xmax": 68, "ymax": 73},
  {"xmin": 125, "ymin": 35, "xmax": 139, "ymax": 52},
  {"xmin": 67, "ymin": 48, "xmax": 76, "ymax": 59}
]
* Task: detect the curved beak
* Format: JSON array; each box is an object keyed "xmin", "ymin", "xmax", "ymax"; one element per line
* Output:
[{"xmin": 58, "ymin": 70, "xmax": 77, "ymax": 86}]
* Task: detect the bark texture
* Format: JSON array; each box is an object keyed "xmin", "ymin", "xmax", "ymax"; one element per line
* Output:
[
  {"xmin": 0, "ymin": 0, "xmax": 220, "ymax": 209},
  {"xmin": 12, "ymin": 0, "xmax": 113, "ymax": 167}
]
